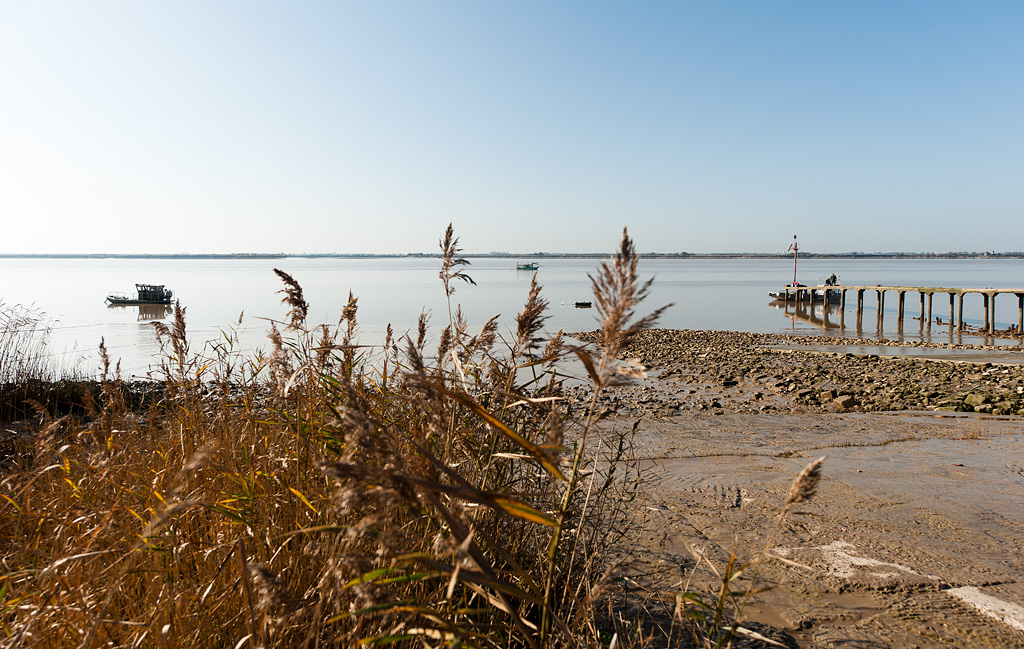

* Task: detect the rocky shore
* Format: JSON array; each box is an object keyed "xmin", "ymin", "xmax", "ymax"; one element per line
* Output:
[
  {"xmin": 566, "ymin": 329, "xmax": 1024, "ymax": 418},
  {"xmin": 565, "ymin": 330, "xmax": 1024, "ymax": 646}
]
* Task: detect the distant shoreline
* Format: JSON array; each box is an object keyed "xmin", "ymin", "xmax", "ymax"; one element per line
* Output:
[{"xmin": 1, "ymin": 252, "xmax": 1022, "ymax": 260}]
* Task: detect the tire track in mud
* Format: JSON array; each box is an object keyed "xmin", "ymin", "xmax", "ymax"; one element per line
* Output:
[{"xmin": 624, "ymin": 411, "xmax": 1024, "ymax": 647}]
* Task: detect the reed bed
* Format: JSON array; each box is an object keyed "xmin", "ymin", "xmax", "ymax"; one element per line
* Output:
[
  {"xmin": 1, "ymin": 229, "xmax": 826, "ymax": 648},
  {"xmin": 0, "ymin": 303, "xmax": 92, "ymax": 425},
  {"xmin": 0, "ymin": 227, "xmax": 678, "ymax": 648},
  {"xmin": 0, "ymin": 303, "xmax": 57, "ymax": 385}
]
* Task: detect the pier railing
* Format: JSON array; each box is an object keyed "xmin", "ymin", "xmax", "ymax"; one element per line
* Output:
[{"xmin": 778, "ymin": 285, "xmax": 1024, "ymax": 334}]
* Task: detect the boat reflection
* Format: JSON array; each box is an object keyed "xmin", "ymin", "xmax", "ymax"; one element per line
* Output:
[
  {"xmin": 769, "ymin": 300, "xmax": 843, "ymax": 331},
  {"xmin": 107, "ymin": 303, "xmax": 173, "ymax": 322}
]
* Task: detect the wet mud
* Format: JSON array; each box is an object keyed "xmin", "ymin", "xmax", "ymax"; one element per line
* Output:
[
  {"xmin": 572, "ymin": 330, "xmax": 1024, "ymax": 647},
  {"xmin": 620, "ymin": 412, "xmax": 1024, "ymax": 648}
]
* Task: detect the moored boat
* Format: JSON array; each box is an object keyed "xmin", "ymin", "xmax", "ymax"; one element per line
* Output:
[
  {"xmin": 516, "ymin": 262, "xmax": 539, "ymax": 270},
  {"xmin": 106, "ymin": 283, "xmax": 174, "ymax": 305}
]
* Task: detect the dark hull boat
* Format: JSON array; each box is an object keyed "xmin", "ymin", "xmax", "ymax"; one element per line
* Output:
[{"xmin": 106, "ymin": 283, "xmax": 174, "ymax": 305}]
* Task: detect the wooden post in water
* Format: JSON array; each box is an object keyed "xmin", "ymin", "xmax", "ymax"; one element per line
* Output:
[
  {"xmin": 983, "ymin": 294, "xmax": 990, "ymax": 333},
  {"xmin": 1018, "ymin": 293, "xmax": 1023, "ymax": 333},
  {"xmin": 840, "ymin": 289, "xmax": 846, "ymax": 328},
  {"xmin": 877, "ymin": 289, "xmax": 885, "ymax": 331},
  {"xmin": 927, "ymin": 292, "xmax": 933, "ymax": 331},
  {"xmin": 989, "ymin": 293, "xmax": 996, "ymax": 335},
  {"xmin": 957, "ymin": 293, "xmax": 965, "ymax": 330},
  {"xmin": 949, "ymin": 293, "xmax": 955, "ymax": 330},
  {"xmin": 897, "ymin": 291, "xmax": 906, "ymax": 332}
]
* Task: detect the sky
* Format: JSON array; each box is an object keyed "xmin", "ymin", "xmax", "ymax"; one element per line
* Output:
[{"xmin": 1, "ymin": 2, "xmax": 1022, "ymax": 255}]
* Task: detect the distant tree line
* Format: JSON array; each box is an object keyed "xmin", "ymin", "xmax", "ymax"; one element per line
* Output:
[{"xmin": 1, "ymin": 251, "xmax": 1021, "ymax": 260}]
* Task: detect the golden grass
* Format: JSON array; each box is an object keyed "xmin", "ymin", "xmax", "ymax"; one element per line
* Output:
[
  {"xmin": 0, "ymin": 227, "xmax": 667, "ymax": 648},
  {"xmin": 1, "ymin": 228, "xmax": 827, "ymax": 648}
]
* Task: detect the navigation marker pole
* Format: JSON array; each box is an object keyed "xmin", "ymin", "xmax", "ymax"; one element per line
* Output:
[{"xmin": 787, "ymin": 235, "xmax": 799, "ymax": 285}]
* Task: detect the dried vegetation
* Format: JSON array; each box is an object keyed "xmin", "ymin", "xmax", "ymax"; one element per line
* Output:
[
  {"xmin": 0, "ymin": 228, "xmax": 823, "ymax": 648},
  {"xmin": 0, "ymin": 227, "xmax": 674, "ymax": 648}
]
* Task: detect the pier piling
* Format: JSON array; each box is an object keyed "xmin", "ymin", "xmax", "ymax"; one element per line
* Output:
[
  {"xmin": 897, "ymin": 291, "xmax": 906, "ymax": 332},
  {"xmin": 775, "ymin": 284, "xmax": 1024, "ymax": 337},
  {"xmin": 984, "ymin": 294, "xmax": 991, "ymax": 334}
]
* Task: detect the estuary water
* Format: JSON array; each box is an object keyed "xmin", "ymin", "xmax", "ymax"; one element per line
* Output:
[{"xmin": 1, "ymin": 256, "xmax": 1022, "ymax": 377}]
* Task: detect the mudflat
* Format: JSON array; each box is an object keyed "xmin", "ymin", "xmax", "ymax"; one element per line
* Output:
[{"xmin": 570, "ymin": 329, "xmax": 1024, "ymax": 648}]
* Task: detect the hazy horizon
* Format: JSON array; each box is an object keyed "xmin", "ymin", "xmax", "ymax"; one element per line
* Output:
[
  {"xmin": 2, "ymin": 2, "xmax": 1022, "ymax": 255},
  {"xmin": 1, "ymin": 249, "xmax": 1021, "ymax": 258}
]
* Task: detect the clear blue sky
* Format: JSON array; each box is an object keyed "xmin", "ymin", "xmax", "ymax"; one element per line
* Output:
[{"xmin": 1, "ymin": 1, "xmax": 1021, "ymax": 254}]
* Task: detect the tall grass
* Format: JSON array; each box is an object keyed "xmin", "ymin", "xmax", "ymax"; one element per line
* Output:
[
  {"xmin": 0, "ymin": 227, "xmax": 670, "ymax": 648},
  {"xmin": 0, "ymin": 303, "xmax": 91, "ymax": 425},
  {"xmin": 0, "ymin": 303, "xmax": 62, "ymax": 384}
]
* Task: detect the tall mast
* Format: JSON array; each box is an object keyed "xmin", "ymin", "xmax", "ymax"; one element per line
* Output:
[{"xmin": 787, "ymin": 235, "xmax": 799, "ymax": 285}]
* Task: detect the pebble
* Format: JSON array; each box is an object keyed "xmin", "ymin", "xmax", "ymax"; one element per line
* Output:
[{"xmin": 565, "ymin": 329, "xmax": 1024, "ymax": 418}]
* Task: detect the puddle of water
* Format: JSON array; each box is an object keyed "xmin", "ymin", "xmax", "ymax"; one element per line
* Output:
[{"xmin": 774, "ymin": 344, "xmax": 1024, "ymax": 364}]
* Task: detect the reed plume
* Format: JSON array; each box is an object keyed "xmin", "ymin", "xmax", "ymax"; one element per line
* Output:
[
  {"xmin": 0, "ymin": 226, "xmax": 688, "ymax": 649},
  {"xmin": 587, "ymin": 227, "xmax": 671, "ymax": 386},
  {"xmin": 516, "ymin": 272, "xmax": 549, "ymax": 358},
  {"xmin": 784, "ymin": 455, "xmax": 826, "ymax": 510},
  {"xmin": 274, "ymin": 267, "xmax": 308, "ymax": 330},
  {"xmin": 759, "ymin": 455, "xmax": 828, "ymax": 566},
  {"xmin": 438, "ymin": 222, "xmax": 476, "ymax": 298},
  {"xmin": 153, "ymin": 300, "xmax": 190, "ymax": 382}
]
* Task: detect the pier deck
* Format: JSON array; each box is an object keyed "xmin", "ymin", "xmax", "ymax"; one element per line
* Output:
[{"xmin": 777, "ymin": 285, "xmax": 1024, "ymax": 334}]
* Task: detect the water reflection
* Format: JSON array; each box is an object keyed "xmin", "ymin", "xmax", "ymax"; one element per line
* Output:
[
  {"xmin": 107, "ymin": 303, "xmax": 173, "ymax": 322},
  {"xmin": 769, "ymin": 300, "xmax": 843, "ymax": 331},
  {"xmin": 769, "ymin": 299, "xmax": 1024, "ymax": 349}
]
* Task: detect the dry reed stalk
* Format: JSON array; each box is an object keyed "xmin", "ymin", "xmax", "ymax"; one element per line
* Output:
[
  {"xmin": 438, "ymin": 223, "xmax": 476, "ymax": 299},
  {"xmin": 538, "ymin": 228, "xmax": 667, "ymax": 644},
  {"xmin": 0, "ymin": 226, "xmax": 679, "ymax": 649},
  {"xmin": 587, "ymin": 228, "xmax": 671, "ymax": 386},
  {"xmin": 516, "ymin": 273, "xmax": 549, "ymax": 359},
  {"xmin": 783, "ymin": 455, "xmax": 825, "ymax": 510},
  {"xmin": 273, "ymin": 268, "xmax": 309, "ymax": 330}
]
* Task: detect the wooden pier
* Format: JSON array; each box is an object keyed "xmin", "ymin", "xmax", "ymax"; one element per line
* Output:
[{"xmin": 777, "ymin": 285, "xmax": 1024, "ymax": 335}]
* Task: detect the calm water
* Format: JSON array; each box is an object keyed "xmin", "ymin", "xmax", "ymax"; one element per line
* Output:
[{"xmin": 2, "ymin": 256, "xmax": 1022, "ymax": 377}]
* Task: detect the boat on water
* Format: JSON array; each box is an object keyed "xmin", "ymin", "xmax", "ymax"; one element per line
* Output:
[
  {"xmin": 105, "ymin": 283, "xmax": 174, "ymax": 305},
  {"xmin": 574, "ymin": 301, "xmax": 592, "ymax": 308},
  {"xmin": 516, "ymin": 262, "xmax": 539, "ymax": 271}
]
